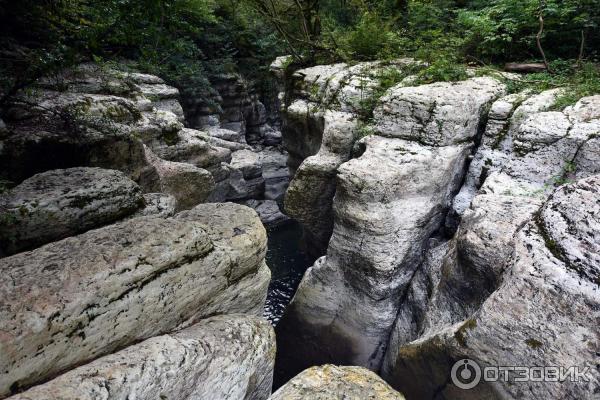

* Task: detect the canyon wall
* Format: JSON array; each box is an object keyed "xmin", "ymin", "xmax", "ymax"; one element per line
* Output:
[
  {"xmin": 0, "ymin": 65, "xmax": 279, "ymax": 399},
  {"xmin": 275, "ymin": 60, "xmax": 600, "ymax": 399}
]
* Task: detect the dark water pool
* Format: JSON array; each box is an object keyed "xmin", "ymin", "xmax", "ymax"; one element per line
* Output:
[{"xmin": 263, "ymin": 221, "xmax": 315, "ymax": 325}]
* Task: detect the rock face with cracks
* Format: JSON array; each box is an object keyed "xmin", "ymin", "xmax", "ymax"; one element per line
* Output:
[
  {"xmin": 7, "ymin": 315, "xmax": 275, "ymax": 400},
  {"xmin": 383, "ymin": 175, "xmax": 600, "ymax": 399},
  {"xmin": 276, "ymin": 58, "xmax": 600, "ymax": 399},
  {"xmin": 0, "ymin": 167, "xmax": 143, "ymax": 256},
  {"xmin": 276, "ymin": 69, "xmax": 505, "ymax": 383},
  {"xmin": 0, "ymin": 63, "xmax": 290, "ymax": 217},
  {"xmin": 279, "ymin": 59, "xmax": 420, "ymax": 256},
  {"xmin": 0, "ymin": 202, "xmax": 270, "ymax": 397},
  {"xmin": 0, "ymin": 62, "xmax": 286, "ymax": 400},
  {"xmin": 378, "ymin": 95, "xmax": 600, "ymax": 400}
]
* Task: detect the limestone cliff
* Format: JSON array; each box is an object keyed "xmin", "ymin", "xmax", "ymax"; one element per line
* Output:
[{"xmin": 274, "ymin": 59, "xmax": 600, "ymax": 399}]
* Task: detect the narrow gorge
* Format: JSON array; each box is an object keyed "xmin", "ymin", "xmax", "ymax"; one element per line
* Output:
[
  {"xmin": 271, "ymin": 58, "xmax": 600, "ymax": 399},
  {"xmin": 1, "ymin": 41, "xmax": 599, "ymax": 400}
]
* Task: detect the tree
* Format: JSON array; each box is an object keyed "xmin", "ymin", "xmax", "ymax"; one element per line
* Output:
[{"xmin": 245, "ymin": 0, "xmax": 322, "ymax": 61}]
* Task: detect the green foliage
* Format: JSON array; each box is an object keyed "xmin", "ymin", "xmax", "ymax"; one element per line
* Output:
[
  {"xmin": 416, "ymin": 58, "xmax": 468, "ymax": 84},
  {"xmin": 356, "ymin": 122, "xmax": 375, "ymax": 139},
  {"xmin": 0, "ymin": 0, "xmax": 284, "ymax": 108},
  {"xmin": 460, "ymin": 0, "xmax": 600, "ymax": 62},
  {"xmin": 323, "ymin": 11, "xmax": 404, "ymax": 61},
  {"xmin": 502, "ymin": 61, "xmax": 600, "ymax": 109},
  {"xmin": 251, "ymin": 0, "xmax": 599, "ymax": 75},
  {"xmin": 356, "ymin": 67, "xmax": 411, "ymax": 121},
  {"xmin": 552, "ymin": 63, "xmax": 600, "ymax": 110},
  {"xmin": 0, "ymin": 0, "xmax": 598, "ymax": 111}
]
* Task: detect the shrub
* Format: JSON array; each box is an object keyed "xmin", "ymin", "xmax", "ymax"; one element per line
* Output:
[{"xmin": 416, "ymin": 58, "xmax": 468, "ymax": 84}]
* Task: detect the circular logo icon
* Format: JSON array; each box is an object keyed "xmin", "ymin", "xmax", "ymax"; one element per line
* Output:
[{"xmin": 451, "ymin": 359, "xmax": 482, "ymax": 390}]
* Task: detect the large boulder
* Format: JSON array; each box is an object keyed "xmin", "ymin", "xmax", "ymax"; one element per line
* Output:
[
  {"xmin": 374, "ymin": 77, "xmax": 505, "ymax": 146},
  {"xmin": 8, "ymin": 315, "xmax": 275, "ymax": 400},
  {"xmin": 270, "ymin": 365, "xmax": 405, "ymax": 400},
  {"xmin": 0, "ymin": 203, "xmax": 269, "ymax": 397},
  {"xmin": 0, "ymin": 167, "xmax": 143, "ymax": 255},
  {"xmin": 140, "ymin": 145, "xmax": 215, "ymax": 211},
  {"xmin": 380, "ymin": 96, "xmax": 600, "ymax": 399}
]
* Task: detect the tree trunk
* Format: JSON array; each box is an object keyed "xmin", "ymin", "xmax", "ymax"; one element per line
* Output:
[
  {"xmin": 504, "ymin": 63, "xmax": 547, "ymax": 73},
  {"xmin": 578, "ymin": 29, "xmax": 586, "ymax": 66},
  {"xmin": 536, "ymin": 0, "xmax": 551, "ymax": 72}
]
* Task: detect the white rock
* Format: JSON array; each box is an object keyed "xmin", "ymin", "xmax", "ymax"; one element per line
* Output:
[
  {"xmin": 513, "ymin": 111, "xmax": 571, "ymax": 153},
  {"xmin": 284, "ymin": 110, "xmax": 357, "ymax": 254},
  {"xmin": 0, "ymin": 167, "xmax": 143, "ymax": 255},
  {"xmin": 0, "ymin": 203, "xmax": 269, "ymax": 397},
  {"xmin": 382, "ymin": 176, "xmax": 600, "ymax": 399},
  {"xmin": 136, "ymin": 83, "xmax": 179, "ymax": 101},
  {"xmin": 8, "ymin": 315, "xmax": 275, "ymax": 400},
  {"xmin": 141, "ymin": 145, "xmax": 214, "ymax": 211},
  {"xmin": 374, "ymin": 77, "xmax": 505, "ymax": 146},
  {"xmin": 276, "ymin": 136, "xmax": 471, "ymax": 379}
]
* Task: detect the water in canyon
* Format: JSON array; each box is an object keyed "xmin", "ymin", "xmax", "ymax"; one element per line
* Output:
[{"xmin": 263, "ymin": 220, "xmax": 315, "ymax": 325}]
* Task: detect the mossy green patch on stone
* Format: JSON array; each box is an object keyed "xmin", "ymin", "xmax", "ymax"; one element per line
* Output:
[
  {"xmin": 525, "ymin": 338, "xmax": 543, "ymax": 349},
  {"xmin": 455, "ymin": 319, "xmax": 477, "ymax": 348},
  {"xmin": 70, "ymin": 196, "xmax": 93, "ymax": 209},
  {"xmin": 162, "ymin": 130, "xmax": 180, "ymax": 146}
]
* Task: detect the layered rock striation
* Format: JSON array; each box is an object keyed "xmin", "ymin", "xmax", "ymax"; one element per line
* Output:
[
  {"xmin": 0, "ymin": 167, "xmax": 143, "ymax": 255},
  {"xmin": 8, "ymin": 315, "xmax": 275, "ymax": 400},
  {"xmin": 0, "ymin": 203, "xmax": 271, "ymax": 397},
  {"xmin": 276, "ymin": 65, "xmax": 506, "ymax": 379},
  {"xmin": 0, "ymin": 63, "xmax": 290, "ymax": 225},
  {"xmin": 275, "ymin": 57, "xmax": 600, "ymax": 399}
]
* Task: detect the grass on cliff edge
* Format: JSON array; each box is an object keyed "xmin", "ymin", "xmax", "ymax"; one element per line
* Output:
[
  {"xmin": 353, "ymin": 59, "xmax": 599, "ymax": 140},
  {"xmin": 481, "ymin": 60, "xmax": 600, "ymax": 110}
]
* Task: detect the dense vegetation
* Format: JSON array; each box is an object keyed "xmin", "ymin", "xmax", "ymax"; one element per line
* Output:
[{"xmin": 0, "ymin": 0, "xmax": 598, "ymax": 107}]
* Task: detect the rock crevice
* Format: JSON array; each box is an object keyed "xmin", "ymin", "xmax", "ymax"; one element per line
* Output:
[{"xmin": 274, "ymin": 59, "xmax": 600, "ymax": 399}]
